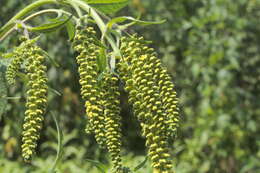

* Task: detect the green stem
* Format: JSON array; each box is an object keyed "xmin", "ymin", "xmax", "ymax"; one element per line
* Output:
[
  {"xmin": 0, "ymin": 0, "xmax": 59, "ymax": 40},
  {"xmin": 67, "ymin": 0, "xmax": 120, "ymax": 56},
  {"xmin": 23, "ymin": 9, "xmax": 76, "ymax": 22}
]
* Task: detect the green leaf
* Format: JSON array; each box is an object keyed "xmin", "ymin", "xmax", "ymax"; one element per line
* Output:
[
  {"xmin": 49, "ymin": 88, "xmax": 62, "ymax": 96},
  {"xmin": 50, "ymin": 111, "xmax": 63, "ymax": 173},
  {"xmin": 107, "ymin": 16, "xmax": 166, "ymax": 29},
  {"xmin": 16, "ymin": 72, "xmax": 29, "ymax": 84},
  {"xmin": 28, "ymin": 15, "xmax": 72, "ymax": 33},
  {"xmin": 0, "ymin": 71, "xmax": 7, "ymax": 119},
  {"xmin": 66, "ymin": 19, "xmax": 76, "ymax": 41},
  {"xmin": 85, "ymin": 0, "xmax": 129, "ymax": 14},
  {"xmin": 134, "ymin": 156, "xmax": 148, "ymax": 171},
  {"xmin": 85, "ymin": 159, "xmax": 107, "ymax": 173},
  {"xmin": 41, "ymin": 49, "xmax": 60, "ymax": 67},
  {"xmin": 97, "ymin": 48, "xmax": 107, "ymax": 73}
]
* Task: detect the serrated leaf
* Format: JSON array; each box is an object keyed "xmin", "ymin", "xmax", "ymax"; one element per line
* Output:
[
  {"xmin": 85, "ymin": 0, "xmax": 129, "ymax": 14},
  {"xmin": 107, "ymin": 16, "xmax": 166, "ymax": 29},
  {"xmin": 28, "ymin": 15, "xmax": 72, "ymax": 33}
]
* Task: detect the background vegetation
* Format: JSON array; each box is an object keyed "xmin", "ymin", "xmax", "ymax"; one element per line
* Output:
[{"xmin": 0, "ymin": 0, "xmax": 260, "ymax": 172}]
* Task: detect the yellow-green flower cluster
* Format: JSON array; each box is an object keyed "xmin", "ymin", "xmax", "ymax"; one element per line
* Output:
[
  {"xmin": 20, "ymin": 38, "xmax": 48, "ymax": 161},
  {"xmin": 73, "ymin": 26, "xmax": 125, "ymax": 172},
  {"xmin": 119, "ymin": 35, "xmax": 179, "ymax": 172},
  {"xmin": 4, "ymin": 37, "xmax": 37, "ymax": 84},
  {"xmin": 73, "ymin": 26, "xmax": 107, "ymax": 148},
  {"xmin": 101, "ymin": 72, "xmax": 123, "ymax": 172}
]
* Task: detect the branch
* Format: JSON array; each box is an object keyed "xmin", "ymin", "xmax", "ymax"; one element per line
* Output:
[
  {"xmin": 67, "ymin": 0, "xmax": 121, "ymax": 56},
  {"xmin": 0, "ymin": 0, "xmax": 59, "ymax": 40},
  {"xmin": 0, "ymin": 9, "xmax": 75, "ymax": 42}
]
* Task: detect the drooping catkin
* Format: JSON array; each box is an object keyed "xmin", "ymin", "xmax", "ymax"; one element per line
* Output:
[
  {"xmin": 4, "ymin": 37, "xmax": 37, "ymax": 84},
  {"xmin": 119, "ymin": 35, "xmax": 179, "ymax": 172},
  {"xmin": 101, "ymin": 72, "xmax": 123, "ymax": 172},
  {"xmin": 20, "ymin": 38, "xmax": 48, "ymax": 161},
  {"xmin": 72, "ymin": 26, "xmax": 107, "ymax": 148}
]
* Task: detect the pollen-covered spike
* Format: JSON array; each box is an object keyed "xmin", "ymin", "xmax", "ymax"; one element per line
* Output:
[
  {"xmin": 119, "ymin": 35, "xmax": 177, "ymax": 172},
  {"xmin": 101, "ymin": 72, "xmax": 124, "ymax": 172},
  {"xmin": 4, "ymin": 37, "xmax": 39, "ymax": 85},
  {"xmin": 72, "ymin": 26, "xmax": 106, "ymax": 148},
  {"xmin": 21, "ymin": 39, "xmax": 48, "ymax": 161}
]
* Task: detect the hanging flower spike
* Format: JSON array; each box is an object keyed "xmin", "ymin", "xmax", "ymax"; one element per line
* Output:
[
  {"xmin": 102, "ymin": 72, "xmax": 124, "ymax": 173},
  {"xmin": 21, "ymin": 38, "xmax": 48, "ymax": 161},
  {"xmin": 140, "ymin": 42, "xmax": 179, "ymax": 138},
  {"xmin": 73, "ymin": 26, "xmax": 107, "ymax": 148},
  {"xmin": 119, "ymin": 35, "xmax": 179, "ymax": 172},
  {"xmin": 4, "ymin": 37, "xmax": 36, "ymax": 84}
]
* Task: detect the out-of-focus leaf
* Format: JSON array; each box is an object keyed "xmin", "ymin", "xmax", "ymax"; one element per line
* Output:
[
  {"xmin": 85, "ymin": 159, "xmax": 106, "ymax": 173},
  {"xmin": 85, "ymin": 0, "xmax": 129, "ymax": 14},
  {"xmin": 107, "ymin": 16, "xmax": 166, "ymax": 29},
  {"xmin": 134, "ymin": 156, "xmax": 148, "ymax": 171},
  {"xmin": 49, "ymin": 88, "xmax": 62, "ymax": 96},
  {"xmin": 41, "ymin": 49, "xmax": 60, "ymax": 67},
  {"xmin": 50, "ymin": 111, "xmax": 63, "ymax": 173},
  {"xmin": 97, "ymin": 48, "xmax": 107, "ymax": 72},
  {"xmin": 16, "ymin": 72, "xmax": 28, "ymax": 84},
  {"xmin": 0, "ymin": 72, "xmax": 7, "ymax": 119}
]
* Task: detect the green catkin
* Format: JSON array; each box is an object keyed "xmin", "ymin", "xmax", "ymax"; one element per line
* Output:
[
  {"xmin": 21, "ymin": 38, "xmax": 48, "ymax": 161},
  {"xmin": 4, "ymin": 37, "xmax": 37, "ymax": 84},
  {"xmin": 73, "ymin": 26, "xmax": 107, "ymax": 148},
  {"xmin": 5, "ymin": 51, "xmax": 24, "ymax": 84},
  {"xmin": 102, "ymin": 72, "xmax": 123, "ymax": 172},
  {"xmin": 119, "ymin": 35, "xmax": 179, "ymax": 172},
  {"xmin": 141, "ymin": 45, "xmax": 179, "ymax": 137}
]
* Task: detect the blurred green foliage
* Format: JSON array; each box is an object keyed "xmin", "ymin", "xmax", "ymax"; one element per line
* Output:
[{"xmin": 1, "ymin": 0, "xmax": 260, "ymax": 172}]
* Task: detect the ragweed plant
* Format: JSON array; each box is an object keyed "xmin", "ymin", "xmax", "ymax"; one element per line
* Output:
[{"xmin": 0, "ymin": 0, "xmax": 179, "ymax": 172}]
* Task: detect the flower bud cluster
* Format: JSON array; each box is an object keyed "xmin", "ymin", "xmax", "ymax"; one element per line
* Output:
[{"xmin": 119, "ymin": 35, "xmax": 179, "ymax": 172}]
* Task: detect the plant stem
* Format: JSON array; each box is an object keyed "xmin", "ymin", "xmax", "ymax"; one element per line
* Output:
[
  {"xmin": 67, "ymin": 0, "xmax": 120, "ymax": 56},
  {"xmin": 0, "ymin": 9, "xmax": 75, "ymax": 42},
  {"xmin": 23, "ymin": 9, "xmax": 76, "ymax": 22},
  {"xmin": 0, "ymin": 0, "xmax": 59, "ymax": 40}
]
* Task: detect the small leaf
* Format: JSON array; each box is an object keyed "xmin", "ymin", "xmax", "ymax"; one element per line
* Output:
[
  {"xmin": 28, "ymin": 15, "xmax": 72, "ymax": 33},
  {"xmin": 49, "ymin": 88, "xmax": 62, "ymax": 96},
  {"xmin": 41, "ymin": 50, "xmax": 60, "ymax": 67},
  {"xmin": 66, "ymin": 19, "xmax": 76, "ymax": 41},
  {"xmin": 16, "ymin": 72, "xmax": 29, "ymax": 84},
  {"xmin": 109, "ymin": 52, "xmax": 116, "ymax": 72},
  {"xmin": 50, "ymin": 111, "xmax": 63, "ymax": 173},
  {"xmin": 97, "ymin": 48, "xmax": 107, "ymax": 73},
  {"xmin": 1, "ymin": 96, "xmax": 21, "ymax": 100},
  {"xmin": 134, "ymin": 156, "xmax": 148, "ymax": 171},
  {"xmin": 85, "ymin": 159, "xmax": 107, "ymax": 173},
  {"xmin": 0, "ymin": 71, "xmax": 7, "ymax": 119},
  {"xmin": 84, "ymin": 0, "xmax": 129, "ymax": 14},
  {"xmin": 107, "ymin": 16, "xmax": 166, "ymax": 29}
]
